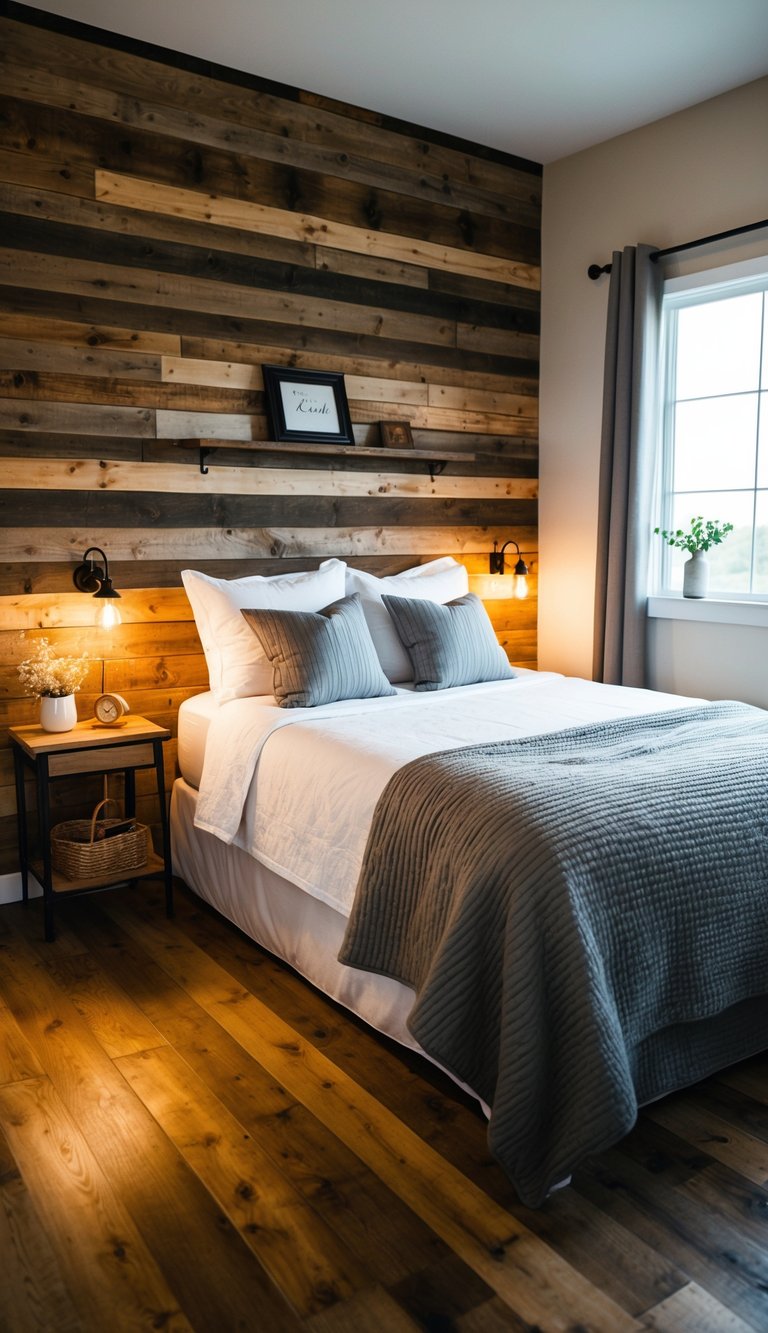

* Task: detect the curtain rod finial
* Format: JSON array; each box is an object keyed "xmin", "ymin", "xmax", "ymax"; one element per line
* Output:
[{"xmin": 587, "ymin": 262, "xmax": 611, "ymax": 281}]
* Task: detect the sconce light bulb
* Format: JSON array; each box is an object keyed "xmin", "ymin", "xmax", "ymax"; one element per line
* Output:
[
  {"xmin": 513, "ymin": 576, "xmax": 528, "ymax": 600},
  {"xmin": 96, "ymin": 601, "xmax": 122, "ymax": 630}
]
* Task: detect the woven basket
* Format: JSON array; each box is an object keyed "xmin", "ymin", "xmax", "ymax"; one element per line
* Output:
[{"xmin": 51, "ymin": 797, "xmax": 148, "ymax": 881}]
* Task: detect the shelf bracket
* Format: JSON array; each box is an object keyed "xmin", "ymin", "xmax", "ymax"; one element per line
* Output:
[
  {"xmin": 426, "ymin": 459, "xmax": 447, "ymax": 480},
  {"xmin": 199, "ymin": 446, "xmax": 213, "ymax": 475}
]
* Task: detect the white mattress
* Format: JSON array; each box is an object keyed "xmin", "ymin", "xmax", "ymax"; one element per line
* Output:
[{"xmin": 177, "ymin": 690, "xmax": 224, "ymax": 789}]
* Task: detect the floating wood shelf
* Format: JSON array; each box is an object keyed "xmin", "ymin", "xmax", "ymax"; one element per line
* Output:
[{"xmin": 174, "ymin": 438, "xmax": 475, "ymax": 478}]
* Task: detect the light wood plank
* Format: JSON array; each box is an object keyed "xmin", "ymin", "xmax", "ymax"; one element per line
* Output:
[
  {"xmin": 0, "ymin": 996, "xmax": 44, "ymax": 1086},
  {"xmin": 641, "ymin": 1281, "xmax": 756, "ymax": 1332},
  {"xmin": 106, "ymin": 902, "xmax": 638, "ymax": 1333},
  {"xmin": 0, "ymin": 457, "xmax": 536, "ymax": 502},
  {"xmin": 0, "ymin": 1077, "xmax": 191, "ymax": 1331},
  {"xmin": 39, "ymin": 952, "xmax": 170, "ymax": 1061},
  {"xmin": 94, "ymin": 171, "xmax": 540, "ymax": 292},
  {"xmin": 0, "ymin": 589, "xmax": 193, "ymax": 632}
]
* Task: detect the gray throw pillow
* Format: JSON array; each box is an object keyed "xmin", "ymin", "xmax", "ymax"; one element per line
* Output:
[
  {"xmin": 242, "ymin": 593, "xmax": 397, "ymax": 708},
  {"xmin": 381, "ymin": 592, "xmax": 515, "ymax": 691}
]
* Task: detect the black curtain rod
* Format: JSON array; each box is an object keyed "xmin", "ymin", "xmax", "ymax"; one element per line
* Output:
[{"xmin": 587, "ymin": 216, "xmax": 768, "ymax": 280}]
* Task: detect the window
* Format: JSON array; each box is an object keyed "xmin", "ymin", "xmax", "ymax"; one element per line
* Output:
[{"xmin": 656, "ymin": 257, "xmax": 768, "ymax": 600}]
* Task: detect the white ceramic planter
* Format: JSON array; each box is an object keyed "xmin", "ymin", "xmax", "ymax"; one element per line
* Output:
[
  {"xmin": 682, "ymin": 549, "xmax": 709, "ymax": 599},
  {"xmin": 39, "ymin": 693, "xmax": 77, "ymax": 732}
]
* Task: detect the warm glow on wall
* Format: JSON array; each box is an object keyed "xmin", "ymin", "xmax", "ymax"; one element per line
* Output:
[{"xmin": 470, "ymin": 538, "xmax": 529, "ymax": 601}]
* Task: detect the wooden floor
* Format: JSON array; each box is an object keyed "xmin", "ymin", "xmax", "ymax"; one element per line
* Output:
[{"xmin": 1, "ymin": 883, "xmax": 767, "ymax": 1332}]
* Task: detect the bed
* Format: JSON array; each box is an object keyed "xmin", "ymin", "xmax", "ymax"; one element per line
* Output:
[{"xmin": 171, "ymin": 558, "xmax": 768, "ymax": 1206}]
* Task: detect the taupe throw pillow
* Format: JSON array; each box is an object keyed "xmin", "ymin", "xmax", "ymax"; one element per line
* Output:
[
  {"xmin": 381, "ymin": 592, "xmax": 515, "ymax": 691},
  {"xmin": 242, "ymin": 593, "xmax": 397, "ymax": 708}
]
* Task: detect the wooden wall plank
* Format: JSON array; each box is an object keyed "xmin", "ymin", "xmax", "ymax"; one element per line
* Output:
[
  {"xmin": 1, "ymin": 18, "xmax": 542, "ymax": 205},
  {"xmin": 1, "ymin": 527, "xmax": 539, "ymax": 563},
  {"xmin": 0, "ymin": 56, "xmax": 540, "ymax": 228},
  {"xmin": 0, "ymin": 8, "xmax": 540, "ymax": 873},
  {"xmin": 94, "ymin": 173, "xmax": 540, "ymax": 290},
  {"xmin": 0, "ymin": 458, "xmax": 537, "ymax": 503}
]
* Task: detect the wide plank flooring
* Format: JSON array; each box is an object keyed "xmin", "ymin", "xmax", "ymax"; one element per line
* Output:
[{"xmin": 1, "ymin": 880, "xmax": 767, "ymax": 1332}]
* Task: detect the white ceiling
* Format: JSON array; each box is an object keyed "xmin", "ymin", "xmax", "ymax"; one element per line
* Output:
[{"xmin": 22, "ymin": 0, "xmax": 768, "ymax": 163}]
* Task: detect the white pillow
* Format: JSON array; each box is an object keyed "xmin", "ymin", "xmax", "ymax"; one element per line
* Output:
[
  {"xmin": 182, "ymin": 559, "xmax": 347, "ymax": 701},
  {"xmin": 345, "ymin": 557, "xmax": 469, "ymax": 682}
]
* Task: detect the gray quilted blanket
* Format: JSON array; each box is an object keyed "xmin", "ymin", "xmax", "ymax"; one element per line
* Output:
[{"xmin": 338, "ymin": 701, "xmax": 768, "ymax": 1206}]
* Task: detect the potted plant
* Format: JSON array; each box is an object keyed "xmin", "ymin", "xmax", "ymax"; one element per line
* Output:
[
  {"xmin": 17, "ymin": 637, "xmax": 90, "ymax": 732},
  {"xmin": 654, "ymin": 516, "xmax": 734, "ymax": 599}
]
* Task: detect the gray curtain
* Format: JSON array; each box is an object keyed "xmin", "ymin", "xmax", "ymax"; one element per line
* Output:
[{"xmin": 593, "ymin": 244, "xmax": 663, "ymax": 687}]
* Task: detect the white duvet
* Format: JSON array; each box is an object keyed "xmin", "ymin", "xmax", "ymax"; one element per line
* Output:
[{"xmin": 194, "ymin": 671, "xmax": 699, "ymax": 917}]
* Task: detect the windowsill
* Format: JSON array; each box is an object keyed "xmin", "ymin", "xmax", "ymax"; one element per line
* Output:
[{"xmin": 647, "ymin": 595, "xmax": 768, "ymax": 627}]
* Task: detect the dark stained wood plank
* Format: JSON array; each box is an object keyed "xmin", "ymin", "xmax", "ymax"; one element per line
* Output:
[
  {"xmin": 0, "ymin": 57, "xmax": 540, "ymax": 230},
  {"xmin": 0, "ymin": 488, "xmax": 537, "ymax": 532},
  {"xmin": 1, "ymin": 15, "xmax": 541, "ymax": 197},
  {"xmin": 0, "ymin": 553, "xmax": 467, "ymax": 594},
  {"xmin": 0, "ymin": 284, "xmax": 538, "ymax": 382},
  {"xmin": 0, "ymin": 95, "xmax": 538, "ymax": 264}
]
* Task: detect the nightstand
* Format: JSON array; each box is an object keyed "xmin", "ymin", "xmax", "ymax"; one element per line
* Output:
[{"xmin": 10, "ymin": 716, "xmax": 173, "ymax": 941}]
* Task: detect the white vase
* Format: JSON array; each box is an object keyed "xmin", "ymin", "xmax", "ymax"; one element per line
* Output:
[
  {"xmin": 39, "ymin": 694, "xmax": 77, "ymax": 733},
  {"xmin": 682, "ymin": 549, "xmax": 709, "ymax": 599}
]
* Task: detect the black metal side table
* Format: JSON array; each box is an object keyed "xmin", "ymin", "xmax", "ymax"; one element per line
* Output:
[{"xmin": 10, "ymin": 715, "xmax": 173, "ymax": 941}]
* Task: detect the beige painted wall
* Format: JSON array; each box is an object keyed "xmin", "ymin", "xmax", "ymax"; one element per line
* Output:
[{"xmin": 539, "ymin": 76, "xmax": 768, "ymax": 704}]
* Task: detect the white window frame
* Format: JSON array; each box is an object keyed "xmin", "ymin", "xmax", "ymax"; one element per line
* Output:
[{"xmin": 649, "ymin": 254, "xmax": 768, "ymax": 626}]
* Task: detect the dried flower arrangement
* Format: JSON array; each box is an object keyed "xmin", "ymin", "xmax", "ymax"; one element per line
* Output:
[{"xmin": 17, "ymin": 637, "xmax": 90, "ymax": 698}]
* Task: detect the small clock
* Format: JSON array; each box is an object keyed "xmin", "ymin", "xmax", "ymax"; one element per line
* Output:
[{"xmin": 94, "ymin": 692, "xmax": 130, "ymax": 727}]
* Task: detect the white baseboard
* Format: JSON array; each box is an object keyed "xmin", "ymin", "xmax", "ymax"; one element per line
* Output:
[{"xmin": 0, "ymin": 871, "xmax": 43, "ymax": 905}]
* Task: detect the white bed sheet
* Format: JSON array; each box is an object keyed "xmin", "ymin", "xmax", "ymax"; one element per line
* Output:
[{"xmin": 191, "ymin": 672, "xmax": 701, "ymax": 918}]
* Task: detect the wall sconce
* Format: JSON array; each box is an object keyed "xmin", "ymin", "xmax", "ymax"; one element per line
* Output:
[
  {"xmin": 470, "ymin": 539, "xmax": 530, "ymax": 601},
  {"xmin": 72, "ymin": 546, "xmax": 122, "ymax": 629}
]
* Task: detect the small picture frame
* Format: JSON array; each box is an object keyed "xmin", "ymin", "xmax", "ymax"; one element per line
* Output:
[
  {"xmin": 262, "ymin": 365, "xmax": 354, "ymax": 445},
  {"xmin": 379, "ymin": 420, "xmax": 414, "ymax": 450}
]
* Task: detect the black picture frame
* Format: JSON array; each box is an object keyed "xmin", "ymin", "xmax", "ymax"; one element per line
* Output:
[{"xmin": 262, "ymin": 365, "xmax": 355, "ymax": 445}]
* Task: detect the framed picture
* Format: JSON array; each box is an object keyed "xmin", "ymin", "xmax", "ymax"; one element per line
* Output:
[
  {"xmin": 379, "ymin": 420, "xmax": 414, "ymax": 449},
  {"xmin": 262, "ymin": 365, "xmax": 354, "ymax": 445}
]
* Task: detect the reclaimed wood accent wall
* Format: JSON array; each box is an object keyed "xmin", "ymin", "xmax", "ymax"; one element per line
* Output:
[{"xmin": 0, "ymin": 3, "xmax": 541, "ymax": 874}]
